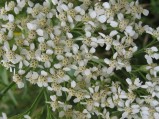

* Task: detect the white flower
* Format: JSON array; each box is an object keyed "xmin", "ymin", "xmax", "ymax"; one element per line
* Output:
[
  {"xmin": 128, "ymin": 0, "xmax": 149, "ymax": 19},
  {"xmin": 104, "ymin": 58, "xmax": 118, "ymax": 74},
  {"xmin": 14, "ymin": 0, "xmax": 26, "ymax": 14},
  {"xmin": 58, "ymin": 104, "xmax": 72, "ymax": 118},
  {"xmin": 146, "ymin": 47, "xmax": 159, "ymax": 60},
  {"xmin": 48, "ymin": 83, "xmax": 68, "ymax": 96},
  {"xmin": 119, "ymin": 100, "xmax": 140, "ymax": 119},
  {"xmin": 126, "ymin": 78, "xmax": 142, "ymax": 92},
  {"xmin": 146, "ymin": 64, "xmax": 159, "ymax": 77},
  {"xmin": 125, "ymin": 26, "xmax": 135, "ymax": 36},
  {"xmin": 98, "ymin": 30, "xmax": 118, "ymax": 51}
]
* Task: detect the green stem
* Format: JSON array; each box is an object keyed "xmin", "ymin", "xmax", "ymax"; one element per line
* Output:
[
  {"xmin": 44, "ymin": 90, "xmax": 52, "ymax": 119},
  {"xmin": 113, "ymin": 74, "xmax": 126, "ymax": 90},
  {"xmin": 71, "ymin": 31, "xmax": 84, "ymax": 36},
  {"xmin": 138, "ymin": 71, "xmax": 147, "ymax": 81},
  {"xmin": 91, "ymin": 58, "xmax": 105, "ymax": 66},
  {"xmin": 8, "ymin": 88, "xmax": 44, "ymax": 119},
  {"xmin": 0, "ymin": 82, "xmax": 15, "ymax": 100},
  {"xmin": 73, "ymin": 28, "xmax": 83, "ymax": 30},
  {"xmin": 26, "ymin": 88, "xmax": 44, "ymax": 115},
  {"xmin": 134, "ymin": 39, "xmax": 158, "ymax": 56}
]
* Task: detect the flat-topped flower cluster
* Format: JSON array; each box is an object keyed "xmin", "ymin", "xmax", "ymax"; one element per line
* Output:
[{"xmin": 0, "ymin": 0, "xmax": 159, "ymax": 118}]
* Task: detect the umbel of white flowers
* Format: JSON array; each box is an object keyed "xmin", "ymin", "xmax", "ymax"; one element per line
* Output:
[{"xmin": 0, "ymin": 0, "xmax": 159, "ymax": 118}]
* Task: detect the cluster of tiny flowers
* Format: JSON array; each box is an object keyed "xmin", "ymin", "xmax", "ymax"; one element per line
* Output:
[{"xmin": 0, "ymin": 0, "xmax": 159, "ymax": 118}]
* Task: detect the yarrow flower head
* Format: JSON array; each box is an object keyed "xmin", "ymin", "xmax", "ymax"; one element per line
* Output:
[{"xmin": 0, "ymin": 0, "xmax": 159, "ymax": 118}]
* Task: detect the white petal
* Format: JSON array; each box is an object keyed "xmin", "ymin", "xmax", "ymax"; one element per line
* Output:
[
  {"xmin": 154, "ymin": 66, "xmax": 159, "ymax": 71},
  {"xmin": 98, "ymin": 32, "xmax": 106, "ymax": 38},
  {"xmin": 32, "ymin": 72, "xmax": 39, "ymax": 79},
  {"xmin": 75, "ymin": 15, "xmax": 82, "ymax": 21},
  {"xmin": 2, "ymin": 113, "xmax": 7, "ymax": 119},
  {"xmin": 143, "ymin": 9, "xmax": 149, "ymax": 16},
  {"xmin": 71, "ymin": 80, "xmax": 76, "ymax": 88},
  {"xmin": 126, "ymin": 65, "xmax": 131, "ymax": 72},
  {"xmin": 56, "ymin": 55, "xmax": 64, "ymax": 60},
  {"xmin": 30, "ymin": 43, "xmax": 35, "ymax": 50},
  {"xmin": 59, "ymin": 111, "xmax": 65, "ymax": 118},
  {"xmin": 86, "ymin": 31, "xmax": 91, "ymax": 37},
  {"xmin": 134, "ymin": 78, "xmax": 141, "ymax": 86},
  {"xmin": 61, "ymin": 4, "xmax": 68, "ymax": 11},
  {"xmin": 94, "ymin": 102, "xmax": 99, "ymax": 107},
  {"xmin": 103, "ymin": 2, "xmax": 110, "ymax": 9},
  {"xmin": 95, "ymin": 86, "xmax": 99, "ymax": 92},
  {"xmin": 145, "ymin": 55, "xmax": 152, "ymax": 64},
  {"xmin": 106, "ymin": 44, "xmax": 111, "ymax": 50},
  {"xmin": 44, "ymin": 61, "xmax": 51, "ymax": 68},
  {"xmin": 47, "ymin": 13, "xmax": 53, "ymax": 18},
  {"xmin": 151, "ymin": 47, "xmax": 158, "ymax": 51},
  {"xmin": 14, "ymin": 7, "xmax": 19, "ymax": 14},
  {"xmin": 113, "ymin": 52, "xmax": 118, "ymax": 59},
  {"xmin": 66, "ymin": 32, "xmax": 73, "ymax": 39},
  {"xmin": 110, "ymin": 21, "xmax": 118, "ymax": 27},
  {"xmin": 110, "ymin": 30, "xmax": 118, "ymax": 37},
  {"xmin": 61, "ymin": 87, "xmax": 68, "ymax": 91},
  {"xmin": 89, "ymin": 87, "xmax": 94, "ymax": 93},
  {"xmin": 56, "ymin": 91, "xmax": 62, "ymax": 96},
  {"xmin": 122, "ymin": 112, "xmax": 128, "ymax": 118},
  {"xmin": 84, "ymin": 69, "xmax": 91, "ymax": 76},
  {"xmin": 126, "ymin": 78, "xmax": 132, "ymax": 85},
  {"xmin": 90, "ymin": 11, "xmax": 96, "ymax": 19},
  {"xmin": 46, "ymin": 49, "xmax": 53, "ymax": 55},
  {"xmin": 75, "ymin": 6, "xmax": 81, "ymax": 12},
  {"xmin": 41, "ymin": 70, "xmax": 47, "ymax": 76},
  {"xmin": 50, "ymin": 95, "xmax": 56, "ymax": 101},
  {"xmin": 104, "ymin": 58, "xmax": 110, "ymax": 64},
  {"xmin": 126, "ymin": 26, "xmax": 135, "ymax": 36},
  {"xmin": 12, "ymin": 44, "xmax": 17, "ymax": 51},
  {"xmin": 17, "ymin": 82, "xmax": 24, "ymax": 88},
  {"xmin": 73, "ymin": 98, "xmax": 80, "ymax": 103},
  {"xmin": 151, "ymin": 100, "xmax": 159, "ymax": 106},
  {"xmin": 107, "ymin": 67, "xmax": 113, "ymax": 74},
  {"xmin": 67, "ymin": 15, "xmax": 73, "ymax": 23},
  {"xmin": 8, "ymin": 31, "xmax": 13, "ymax": 38},
  {"xmin": 47, "ymin": 86, "xmax": 53, "ymax": 91},
  {"xmin": 54, "ymin": 63, "xmax": 62, "ymax": 69},
  {"xmin": 36, "ymin": 29, "xmax": 44, "ymax": 36},
  {"xmin": 8, "ymin": 14, "xmax": 14, "ymax": 22},
  {"xmin": 89, "ymin": 47, "xmax": 95, "ymax": 53},
  {"xmin": 27, "ymin": 23, "xmax": 37, "ymax": 30},
  {"xmin": 24, "ymin": 115, "xmax": 31, "ymax": 119},
  {"xmin": 98, "ymin": 15, "xmax": 107, "ymax": 23},
  {"xmin": 117, "ymin": 13, "xmax": 124, "ymax": 21},
  {"xmin": 18, "ymin": 70, "xmax": 25, "ymax": 75},
  {"xmin": 51, "ymin": 0, "xmax": 58, "ymax": 5},
  {"xmin": 38, "ymin": 37, "xmax": 45, "ymax": 43}
]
